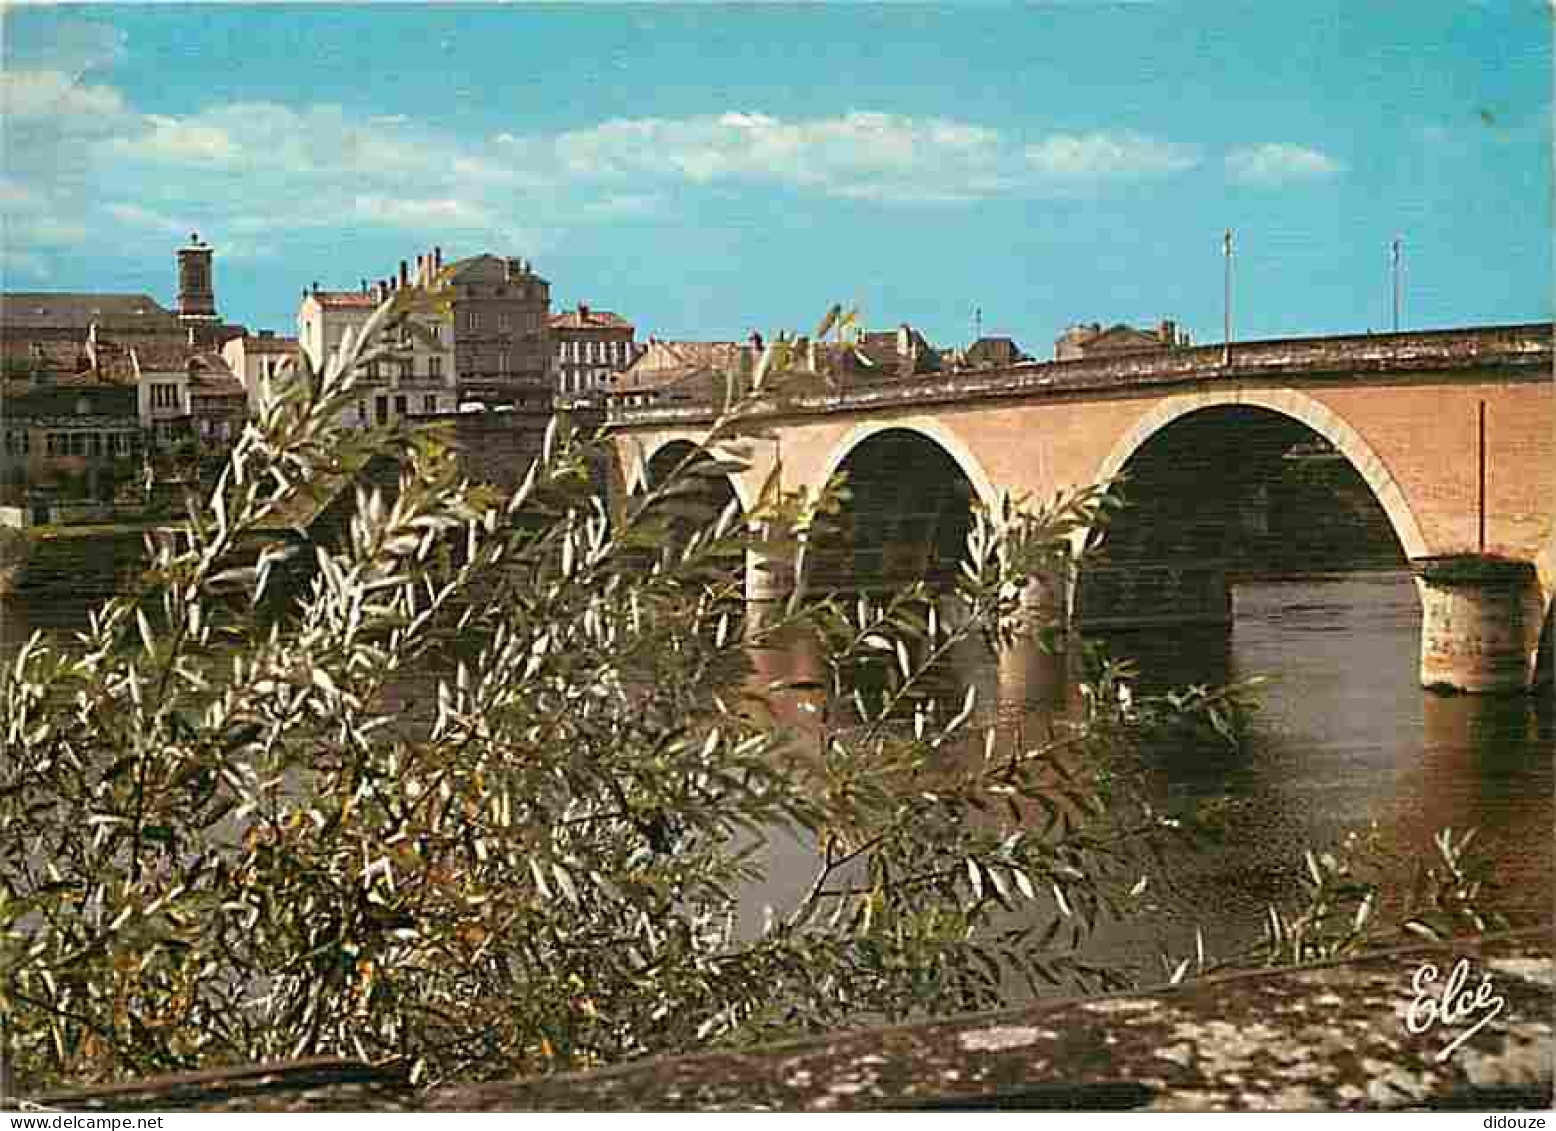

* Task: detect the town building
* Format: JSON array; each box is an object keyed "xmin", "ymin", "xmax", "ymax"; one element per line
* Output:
[
  {"xmin": 842, "ymin": 324, "xmax": 944, "ymax": 379},
  {"xmin": 0, "ymin": 235, "xmax": 247, "ymax": 506},
  {"xmin": 221, "ymin": 331, "xmax": 303, "ymax": 412},
  {"xmin": 550, "ymin": 304, "xmax": 641, "ymax": 403},
  {"xmin": 1, "ymin": 373, "xmax": 140, "ymax": 503},
  {"xmin": 296, "ymin": 267, "xmax": 457, "ymax": 428},
  {"xmin": 1055, "ymin": 319, "xmax": 1190, "ymax": 360},
  {"xmin": 439, "ymin": 254, "xmax": 552, "ymax": 409},
  {"xmin": 958, "ymin": 335, "xmax": 1029, "ymax": 369},
  {"xmin": 608, "ymin": 339, "xmax": 753, "ymax": 410},
  {"xmin": 132, "ymin": 351, "xmax": 246, "ymax": 447},
  {"xmin": 298, "ymin": 247, "xmax": 549, "ymax": 420},
  {"xmin": 2, "ymin": 233, "xmax": 243, "ymax": 375}
]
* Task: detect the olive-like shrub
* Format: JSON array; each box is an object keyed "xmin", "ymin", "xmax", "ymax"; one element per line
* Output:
[{"xmin": 1, "ymin": 289, "xmax": 1220, "ymax": 1093}]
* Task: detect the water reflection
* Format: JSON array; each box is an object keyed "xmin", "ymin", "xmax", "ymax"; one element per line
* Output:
[{"xmin": 5, "ymin": 568, "xmax": 1551, "ymax": 976}]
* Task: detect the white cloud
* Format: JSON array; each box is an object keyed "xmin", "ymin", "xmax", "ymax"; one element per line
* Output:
[
  {"xmin": 547, "ymin": 111, "xmax": 1011, "ymax": 200},
  {"xmin": 352, "ymin": 195, "xmax": 492, "ymax": 228},
  {"xmin": 1226, "ymin": 143, "xmax": 1342, "ymax": 186},
  {"xmin": 111, "ymin": 102, "xmax": 448, "ymax": 178},
  {"xmin": 124, "ymin": 115, "xmax": 240, "ymax": 164},
  {"xmin": 106, "ymin": 202, "xmax": 196, "ymax": 236},
  {"xmin": 0, "ymin": 69, "xmax": 126, "ymax": 120},
  {"xmin": 8, "ymin": 216, "xmax": 89, "ymax": 247},
  {"xmin": 1025, "ymin": 131, "xmax": 1199, "ymax": 178},
  {"xmin": 538, "ymin": 112, "xmax": 1197, "ymax": 201}
]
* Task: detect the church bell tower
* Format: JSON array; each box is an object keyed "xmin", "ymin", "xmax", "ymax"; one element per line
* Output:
[{"xmin": 177, "ymin": 232, "xmax": 218, "ymax": 322}]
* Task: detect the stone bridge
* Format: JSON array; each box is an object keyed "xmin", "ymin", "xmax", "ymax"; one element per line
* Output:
[{"xmin": 608, "ymin": 324, "xmax": 1554, "ymax": 693}]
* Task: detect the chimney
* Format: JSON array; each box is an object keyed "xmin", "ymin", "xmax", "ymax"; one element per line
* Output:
[
  {"xmin": 1159, "ymin": 318, "xmax": 1177, "ymax": 346},
  {"xmin": 399, "ymin": 261, "xmax": 409, "ymax": 289},
  {"xmin": 361, "ymin": 278, "xmax": 368, "ymax": 295},
  {"xmin": 579, "ymin": 302, "xmax": 590, "ymax": 321},
  {"xmin": 434, "ymin": 246, "xmax": 442, "ymax": 272}
]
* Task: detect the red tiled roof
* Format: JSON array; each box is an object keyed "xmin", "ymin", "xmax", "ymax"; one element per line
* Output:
[
  {"xmin": 309, "ymin": 291, "xmax": 378, "ymax": 309},
  {"xmin": 550, "ymin": 307, "xmax": 633, "ymax": 331}
]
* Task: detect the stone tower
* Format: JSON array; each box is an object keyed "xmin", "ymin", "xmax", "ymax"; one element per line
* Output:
[{"xmin": 177, "ymin": 232, "xmax": 217, "ymax": 321}]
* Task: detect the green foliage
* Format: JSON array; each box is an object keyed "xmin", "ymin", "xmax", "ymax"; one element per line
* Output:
[
  {"xmin": 1159, "ymin": 824, "xmax": 1512, "ymax": 983},
  {"xmin": 0, "ymin": 288, "xmax": 1264, "ymax": 1093}
]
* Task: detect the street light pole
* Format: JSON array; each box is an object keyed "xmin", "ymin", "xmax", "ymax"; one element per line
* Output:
[
  {"xmin": 1391, "ymin": 236, "xmax": 1403, "ymax": 333},
  {"xmin": 1223, "ymin": 229, "xmax": 1233, "ymax": 365}
]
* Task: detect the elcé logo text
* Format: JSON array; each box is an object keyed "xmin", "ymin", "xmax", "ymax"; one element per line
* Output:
[{"xmin": 1405, "ymin": 957, "xmax": 1505, "ymax": 1063}]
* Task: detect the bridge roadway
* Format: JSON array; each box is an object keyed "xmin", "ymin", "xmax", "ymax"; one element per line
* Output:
[{"xmin": 608, "ymin": 324, "xmax": 1554, "ymax": 693}]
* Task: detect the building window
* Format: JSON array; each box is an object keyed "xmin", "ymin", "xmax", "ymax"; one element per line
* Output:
[
  {"xmin": 394, "ymin": 395, "xmax": 407, "ymax": 417},
  {"xmin": 67, "ymin": 433, "xmax": 85, "ymax": 456},
  {"xmin": 428, "ymin": 356, "xmax": 443, "ymax": 380},
  {"xmin": 423, "ymin": 394, "xmax": 437, "ymax": 415},
  {"xmin": 357, "ymin": 400, "xmax": 367, "ymax": 426},
  {"xmin": 366, "ymin": 361, "xmax": 379, "ymax": 380},
  {"xmin": 375, "ymin": 396, "xmax": 388, "ymax": 424},
  {"xmin": 466, "ymin": 311, "xmax": 481, "ymax": 332},
  {"xmin": 499, "ymin": 312, "xmax": 511, "ymax": 331},
  {"xmin": 499, "ymin": 351, "xmax": 510, "ymax": 376},
  {"xmin": 88, "ymin": 433, "xmax": 102, "ymax": 457}
]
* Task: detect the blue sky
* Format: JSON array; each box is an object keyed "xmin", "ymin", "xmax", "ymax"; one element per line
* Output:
[{"xmin": 3, "ymin": 3, "xmax": 1550, "ymax": 355}]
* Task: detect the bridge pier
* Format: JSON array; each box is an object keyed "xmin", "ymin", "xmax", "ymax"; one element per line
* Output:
[
  {"xmin": 745, "ymin": 539, "xmax": 795, "ymax": 631},
  {"xmin": 1413, "ymin": 555, "xmax": 1544, "ymax": 694}
]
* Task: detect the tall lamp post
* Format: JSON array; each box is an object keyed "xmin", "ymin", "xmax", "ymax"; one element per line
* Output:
[
  {"xmin": 1222, "ymin": 229, "xmax": 1234, "ymax": 365},
  {"xmin": 1391, "ymin": 236, "xmax": 1403, "ymax": 333}
]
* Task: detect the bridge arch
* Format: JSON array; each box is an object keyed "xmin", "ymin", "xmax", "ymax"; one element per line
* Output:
[
  {"xmin": 638, "ymin": 436, "xmax": 755, "ymax": 511},
  {"xmin": 808, "ymin": 419, "xmax": 997, "ymax": 595},
  {"xmin": 817, "ymin": 417, "xmax": 1001, "ymax": 513},
  {"xmin": 1079, "ymin": 386, "xmax": 1430, "ymax": 563}
]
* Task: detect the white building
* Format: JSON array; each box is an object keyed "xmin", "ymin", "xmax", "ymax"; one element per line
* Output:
[
  {"xmin": 221, "ymin": 330, "xmax": 302, "ymax": 412},
  {"xmin": 295, "ymin": 275, "xmax": 457, "ymax": 427}
]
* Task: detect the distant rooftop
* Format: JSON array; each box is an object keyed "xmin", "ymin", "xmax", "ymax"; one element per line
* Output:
[{"xmin": 1, "ymin": 292, "xmax": 180, "ymax": 331}]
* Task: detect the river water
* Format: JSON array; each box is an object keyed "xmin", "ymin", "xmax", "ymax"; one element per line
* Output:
[
  {"xmin": 4, "ymin": 568, "xmax": 1551, "ymax": 980},
  {"xmin": 740, "ymin": 569, "xmax": 1554, "ymax": 972}
]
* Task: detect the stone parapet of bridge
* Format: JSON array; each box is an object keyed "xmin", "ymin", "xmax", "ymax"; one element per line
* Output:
[{"xmin": 608, "ymin": 322, "xmax": 1550, "ymax": 427}]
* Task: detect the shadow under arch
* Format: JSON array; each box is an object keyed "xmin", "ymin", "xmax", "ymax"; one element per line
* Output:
[
  {"xmin": 808, "ymin": 425, "xmax": 986, "ymax": 596},
  {"xmin": 1071, "ymin": 391, "xmax": 1421, "ymax": 636},
  {"xmin": 1075, "ymin": 388, "xmax": 1429, "ymax": 564},
  {"xmin": 638, "ymin": 438, "xmax": 748, "ymax": 590},
  {"xmin": 816, "ymin": 417, "xmax": 1002, "ymax": 515}
]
